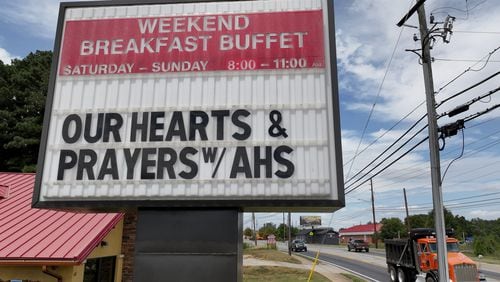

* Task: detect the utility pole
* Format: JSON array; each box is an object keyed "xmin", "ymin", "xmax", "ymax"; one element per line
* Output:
[
  {"xmin": 288, "ymin": 212, "xmax": 292, "ymax": 256},
  {"xmin": 370, "ymin": 178, "xmax": 378, "ymax": 249},
  {"xmin": 398, "ymin": 1, "xmax": 449, "ymax": 280},
  {"xmin": 252, "ymin": 212, "xmax": 257, "ymax": 246},
  {"xmin": 403, "ymin": 188, "xmax": 411, "ymax": 231},
  {"xmin": 283, "ymin": 212, "xmax": 286, "ymax": 242},
  {"xmin": 416, "ymin": 4, "xmax": 449, "ymax": 281}
]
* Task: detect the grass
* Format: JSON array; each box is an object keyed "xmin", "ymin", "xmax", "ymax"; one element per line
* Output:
[
  {"xmin": 243, "ymin": 266, "xmax": 331, "ymax": 282},
  {"xmin": 462, "ymin": 252, "xmax": 500, "ymax": 265},
  {"xmin": 341, "ymin": 273, "xmax": 367, "ymax": 282},
  {"xmin": 244, "ymin": 248, "xmax": 301, "ymax": 264}
]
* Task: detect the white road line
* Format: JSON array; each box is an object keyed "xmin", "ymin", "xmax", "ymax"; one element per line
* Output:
[{"xmin": 299, "ymin": 253, "xmax": 382, "ymax": 282}]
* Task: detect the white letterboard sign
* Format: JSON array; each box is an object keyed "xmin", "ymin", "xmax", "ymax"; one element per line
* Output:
[{"xmin": 33, "ymin": 0, "xmax": 344, "ymax": 211}]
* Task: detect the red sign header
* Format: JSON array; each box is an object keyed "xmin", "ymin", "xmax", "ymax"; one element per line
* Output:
[{"xmin": 59, "ymin": 10, "xmax": 325, "ymax": 76}]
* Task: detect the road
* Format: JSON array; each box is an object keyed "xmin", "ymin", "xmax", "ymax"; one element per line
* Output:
[
  {"xmin": 276, "ymin": 242, "xmax": 500, "ymax": 282},
  {"xmin": 301, "ymin": 250, "xmax": 387, "ymax": 282}
]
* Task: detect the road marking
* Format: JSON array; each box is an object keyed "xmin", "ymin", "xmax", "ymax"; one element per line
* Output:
[{"xmin": 299, "ymin": 253, "xmax": 381, "ymax": 282}]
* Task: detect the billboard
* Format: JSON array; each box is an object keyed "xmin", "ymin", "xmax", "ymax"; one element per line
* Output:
[
  {"xmin": 300, "ymin": 216, "xmax": 322, "ymax": 226},
  {"xmin": 33, "ymin": 0, "xmax": 344, "ymax": 211}
]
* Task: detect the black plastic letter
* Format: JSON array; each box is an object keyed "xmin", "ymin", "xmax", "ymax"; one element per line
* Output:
[
  {"xmin": 62, "ymin": 114, "xmax": 82, "ymax": 144},
  {"xmin": 57, "ymin": 150, "xmax": 77, "ymax": 180},
  {"xmin": 232, "ymin": 110, "xmax": 251, "ymax": 140}
]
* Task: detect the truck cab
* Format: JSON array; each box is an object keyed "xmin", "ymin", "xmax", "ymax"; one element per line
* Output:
[{"xmin": 416, "ymin": 237, "xmax": 478, "ymax": 281}]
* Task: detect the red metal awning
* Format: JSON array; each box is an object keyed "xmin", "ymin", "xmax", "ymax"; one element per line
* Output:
[{"xmin": 0, "ymin": 173, "xmax": 123, "ymax": 265}]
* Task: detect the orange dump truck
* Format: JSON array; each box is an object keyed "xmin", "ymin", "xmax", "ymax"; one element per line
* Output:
[{"xmin": 385, "ymin": 228, "xmax": 479, "ymax": 282}]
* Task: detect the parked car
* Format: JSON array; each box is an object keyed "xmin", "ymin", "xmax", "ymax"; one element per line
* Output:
[
  {"xmin": 348, "ymin": 239, "xmax": 369, "ymax": 252},
  {"xmin": 290, "ymin": 239, "xmax": 307, "ymax": 252}
]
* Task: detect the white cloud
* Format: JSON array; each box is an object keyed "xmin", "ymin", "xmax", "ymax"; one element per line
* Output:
[
  {"xmin": 0, "ymin": 47, "xmax": 18, "ymax": 64},
  {"xmin": 0, "ymin": 0, "xmax": 62, "ymax": 39},
  {"xmin": 336, "ymin": 0, "xmax": 500, "ymax": 124},
  {"xmin": 469, "ymin": 210, "xmax": 500, "ymax": 220}
]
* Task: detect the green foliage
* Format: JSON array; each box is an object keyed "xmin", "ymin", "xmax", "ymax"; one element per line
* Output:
[
  {"xmin": 473, "ymin": 234, "xmax": 499, "ymax": 256},
  {"xmin": 259, "ymin": 222, "xmax": 277, "ymax": 239},
  {"xmin": 380, "ymin": 217, "xmax": 407, "ymax": 240},
  {"xmin": 403, "ymin": 210, "xmax": 500, "ymax": 256},
  {"xmin": 243, "ymin": 266, "xmax": 331, "ymax": 282},
  {"xmin": 243, "ymin": 242, "xmax": 253, "ymax": 250},
  {"xmin": 244, "ymin": 227, "xmax": 253, "ymax": 237},
  {"xmin": 406, "ymin": 214, "xmax": 431, "ymax": 229},
  {"xmin": 243, "ymin": 249, "xmax": 301, "ymax": 264},
  {"xmin": 275, "ymin": 223, "xmax": 299, "ymax": 241},
  {"xmin": 0, "ymin": 51, "xmax": 52, "ymax": 172},
  {"xmin": 266, "ymin": 243, "xmax": 277, "ymax": 250}
]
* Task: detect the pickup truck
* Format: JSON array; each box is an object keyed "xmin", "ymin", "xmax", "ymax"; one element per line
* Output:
[
  {"xmin": 348, "ymin": 239, "xmax": 369, "ymax": 252},
  {"xmin": 290, "ymin": 239, "xmax": 307, "ymax": 252}
]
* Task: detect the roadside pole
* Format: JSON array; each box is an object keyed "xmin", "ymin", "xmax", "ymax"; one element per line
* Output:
[
  {"xmin": 288, "ymin": 212, "xmax": 292, "ymax": 256},
  {"xmin": 253, "ymin": 212, "xmax": 257, "ymax": 246},
  {"xmin": 416, "ymin": 4, "xmax": 450, "ymax": 281},
  {"xmin": 397, "ymin": 1, "xmax": 449, "ymax": 280},
  {"xmin": 403, "ymin": 188, "xmax": 411, "ymax": 231},
  {"xmin": 370, "ymin": 178, "xmax": 378, "ymax": 249}
]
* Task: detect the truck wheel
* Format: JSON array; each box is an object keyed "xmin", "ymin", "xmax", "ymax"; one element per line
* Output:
[
  {"xmin": 366, "ymin": 248, "xmax": 369, "ymax": 252},
  {"xmin": 426, "ymin": 276, "xmax": 436, "ymax": 282},
  {"xmin": 389, "ymin": 266, "xmax": 398, "ymax": 282},
  {"xmin": 397, "ymin": 268, "xmax": 406, "ymax": 282}
]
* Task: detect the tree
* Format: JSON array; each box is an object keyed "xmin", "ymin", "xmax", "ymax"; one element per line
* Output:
[
  {"xmin": 275, "ymin": 223, "xmax": 287, "ymax": 241},
  {"xmin": 379, "ymin": 217, "xmax": 406, "ymax": 240},
  {"xmin": 0, "ymin": 51, "xmax": 52, "ymax": 172},
  {"xmin": 427, "ymin": 208, "xmax": 456, "ymax": 230},
  {"xmin": 406, "ymin": 214, "xmax": 431, "ymax": 229},
  {"xmin": 258, "ymin": 222, "xmax": 277, "ymax": 239},
  {"xmin": 473, "ymin": 234, "xmax": 498, "ymax": 256},
  {"xmin": 244, "ymin": 227, "xmax": 253, "ymax": 238},
  {"xmin": 274, "ymin": 223, "xmax": 299, "ymax": 241}
]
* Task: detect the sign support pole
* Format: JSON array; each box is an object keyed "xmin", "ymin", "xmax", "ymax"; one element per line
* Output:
[{"xmin": 133, "ymin": 208, "xmax": 242, "ymax": 282}]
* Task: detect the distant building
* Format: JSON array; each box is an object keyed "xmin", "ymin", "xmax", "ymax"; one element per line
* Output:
[
  {"xmin": 295, "ymin": 228, "xmax": 339, "ymax": 245},
  {"xmin": 339, "ymin": 223, "xmax": 382, "ymax": 244},
  {"xmin": 0, "ymin": 173, "xmax": 124, "ymax": 282}
]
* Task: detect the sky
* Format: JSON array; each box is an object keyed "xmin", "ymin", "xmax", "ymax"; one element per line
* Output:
[{"xmin": 0, "ymin": 0, "xmax": 499, "ymax": 231}]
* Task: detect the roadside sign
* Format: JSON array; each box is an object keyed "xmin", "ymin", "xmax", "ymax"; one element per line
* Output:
[{"xmin": 33, "ymin": 0, "xmax": 344, "ymax": 211}]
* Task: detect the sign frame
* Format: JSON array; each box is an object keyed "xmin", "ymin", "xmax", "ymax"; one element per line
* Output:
[{"xmin": 33, "ymin": 0, "xmax": 344, "ymax": 211}]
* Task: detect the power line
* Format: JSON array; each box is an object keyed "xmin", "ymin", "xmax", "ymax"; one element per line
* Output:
[
  {"xmin": 439, "ymin": 85, "xmax": 500, "ymax": 118},
  {"xmin": 344, "ymin": 102, "xmax": 491, "ymax": 193},
  {"xmin": 463, "ymin": 103, "xmax": 500, "ymax": 123},
  {"xmin": 436, "ymin": 71, "xmax": 500, "ymax": 107},
  {"xmin": 468, "ymin": 115, "xmax": 500, "ymax": 128},
  {"xmin": 380, "ymin": 138, "xmax": 500, "ymax": 190},
  {"xmin": 430, "ymin": 0, "xmax": 488, "ymax": 20},
  {"xmin": 435, "ymin": 45, "xmax": 500, "ymax": 94},
  {"xmin": 369, "ymin": 148, "xmax": 500, "ymax": 202},
  {"xmin": 344, "ymin": 49, "xmax": 500, "ymax": 186},
  {"xmin": 434, "ymin": 58, "xmax": 500, "ymax": 63},
  {"xmin": 377, "ymin": 197, "xmax": 500, "ymax": 212},
  {"xmin": 346, "ymin": 124, "xmax": 500, "ymax": 198},
  {"xmin": 453, "ymin": 30, "xmax": 500, "ymax": 34},
  {"xmin": 345, "ymin": 136, "xmax": 429, "ymax": 194},
  {"xmin": 345, "ymin": 114, "xmax": 428, "ymax": 185},
  {"xmin": 345, "ymin": 0, "xmax": 414, "ymax": 179},
  {"xmin": 345, "ymin": 125, "xmax": 428, "ymax": 190},
  {"xmin": 342, "ymin": 103, "xmax": 424, "ymax": 168}
]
